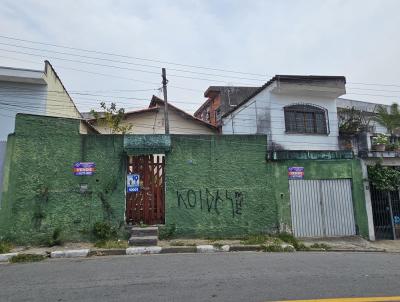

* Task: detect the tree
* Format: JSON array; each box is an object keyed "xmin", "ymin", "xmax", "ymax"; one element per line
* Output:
[
  {"xmin": 374, "ymin": 103, "xmax": 400, "ymax": 136},
  {"xmin": 338, "ymin": 106, "xmax": 372, "ymax": 136},
  {"xmin": 90, "ymin": 102, "xmax": 132, "ymax": 134}
]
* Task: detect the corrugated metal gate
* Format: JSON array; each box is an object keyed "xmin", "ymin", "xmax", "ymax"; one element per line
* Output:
[{"xmin": 289, "ymin": 179, "xmax": 356, "ymax": 237}]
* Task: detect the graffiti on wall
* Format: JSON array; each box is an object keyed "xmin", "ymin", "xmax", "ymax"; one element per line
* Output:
[{"xmin": 176, "ymin": 189, "xmax": 244, "ymax": 218}]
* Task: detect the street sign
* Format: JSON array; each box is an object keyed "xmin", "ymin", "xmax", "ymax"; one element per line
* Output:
[
  {"xmin": 73, "ymin": 162, "xmax": 96, "ymax": 176},
  {"xmin": 127, "ymin": 174, "xmax": 140, "ymax": 192},
  {"xmin": 288, "ymin": 167, "xmax": 304, "ymax": 179}
]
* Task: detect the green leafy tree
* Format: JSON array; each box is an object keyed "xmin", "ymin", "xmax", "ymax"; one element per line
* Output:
[
  {"xmin": 374, "ymin": 103, "xmax": 400, "ymax": 136},
  {"xmin": 338, "ymin": 106, "xmax": 372, "ymax": 135},
  {"xmin": 90, "ymin": 102, "xmax": 132, "ymax": 134}
]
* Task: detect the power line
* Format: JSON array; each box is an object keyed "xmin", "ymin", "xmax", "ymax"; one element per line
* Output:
[
  {"xmin": 0, "ymin": 41, "xmax": 267, "ymax": 82},
  {"xmin": 0, "ymin": 35, "xmax": 270, "ymax": 77},
  {"xmin": 0, "ymin": 48, "xmax": 261, "ymax": 86},
  {"xmin": 0, "ymin": 54, "xmax": 204, "ymax": 93}
]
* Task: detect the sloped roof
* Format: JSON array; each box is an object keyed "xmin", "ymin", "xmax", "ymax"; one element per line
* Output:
[
  {"xmin": 222, "ymin": 75, "xmax": 346, "ymax": 118},
  {"xmin": 150, "ymin": 95, "xmax": 217, "ymax": 130}
]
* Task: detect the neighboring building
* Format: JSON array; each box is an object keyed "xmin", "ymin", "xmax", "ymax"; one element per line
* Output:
[
  {"xmin": 0, "ymin": 60, "xmax": 85, "ymax": 140},
  {"xmin": 0, "ymin": 61, "xmax": 94, "ymax": 205},
  {"xmin": 337, "ymin": 98, "xmax": 400, "ymax": 241},
  {"xmin": 88, "ymin": 95, "xmax": 217, "ymax": 135},
  {"xmin": 194, "ymin": 86, "xmax": 259, "ymax": 127},
  {"xmin": 221, "ymin": 75, "xmax": 346, "ymax": 151},
  {"xmin": 217, "ymin": 75, "xmax": 371, "ymax": 240}
]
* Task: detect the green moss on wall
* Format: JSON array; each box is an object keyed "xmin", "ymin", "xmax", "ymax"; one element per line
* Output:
[
  {"xmin": 0, "ymin": 114, "xmax": 125, "ymax": 244},
  {"xmin": 165, "ymin": 135, "xmax": 278, "ymax": 238},
  {"xmin": 0, "ymin": 115, "xmax": 369, "ymax": 243}
]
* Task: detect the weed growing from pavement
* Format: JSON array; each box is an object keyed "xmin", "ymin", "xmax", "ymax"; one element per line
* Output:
[
  {"xmin": 309, "ymin": 243, "xmax": 331, "ymax": 250},
  {"xmin": 240, "ymin": 235, "xmax": 271, "ymax": 245},
  {"xmin": 0, "ymin": 241, "xmax": 13, "ymax": 253},
  {"xmin": 212, "ymin": 243, "xmax": 224, "ymax": 249},
  {"xmin": 94, "ymin": 240, "xmax": 128, "ymax": 249},
  {"xmin": 9, "ymin": 254, "xmax": 47, "ymax": 263}
]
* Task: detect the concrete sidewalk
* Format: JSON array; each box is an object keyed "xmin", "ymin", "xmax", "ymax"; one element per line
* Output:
[{"xmin": 302, "ymin": 236, "xmax": 400, "ymax": 252}]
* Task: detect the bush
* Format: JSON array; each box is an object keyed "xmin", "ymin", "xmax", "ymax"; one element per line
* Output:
[
  {"xmin": 158, "ymin": 224, "xmax": 176, "ymax": 240},
  {"xmin": 47, "ymin": 228, "xmax": 63, "ymax": 247},
  {"xmin": 0, "ymin": 241, "xmax": 12, "ymax": 254},
  {"xmin": 262, "ymin": 243, "xmax": 295, "ymax": 253},
  {"xmin": 92, "ymin": 222, "xmax": 117, "ymax": 241},
  {"xmin": 276, "ymin": 232, "xmax": 300, "ymax": 250}
]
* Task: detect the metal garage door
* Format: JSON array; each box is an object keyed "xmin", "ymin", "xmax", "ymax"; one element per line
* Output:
[{"xmin": 289, "ymin": 179, "xmax": 356, "ymax": 238}]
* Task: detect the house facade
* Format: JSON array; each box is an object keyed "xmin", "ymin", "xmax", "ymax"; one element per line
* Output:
[
  {"xmin": 337, "ymin": 98, "xmax": 400, "ymax": 241},
  {"xmin": 221, "ymin": 75, "xmax": 346, "ymax": 151},
  {"xmin": 218, "ymin": 75, "xmax": 370, "ymax": 239},
  {"xmin": 89, "ymin": 95, "xmax": 217, "ymax": 135}
]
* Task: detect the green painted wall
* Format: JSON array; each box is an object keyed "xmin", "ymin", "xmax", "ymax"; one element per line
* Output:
[
  {"xmin": 270, "ymin": 159, "xmax": 368, "ymax": 238},
  {"xmin": 0, "ymin": 114, "xmax": 126, "ymax": 244},
  {"xmin": 164, "ymin": 135, "xmax": 277, "ymax": 238},
  {"xmin": 0, "ymin": 114, "xmax": 369, "ymax": 243},
  {"xmin": 165, "ymin": 137, "xmax": 369, "ymax": 239}
]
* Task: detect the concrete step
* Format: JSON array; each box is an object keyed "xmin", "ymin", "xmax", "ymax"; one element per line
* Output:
[
  {"xmin": 129, "ymin": 236, "xmax": 158, "ymax": 246},
  {"xmin": 131, "ymin": 226, "xmax": 158, "ymax": 237}
]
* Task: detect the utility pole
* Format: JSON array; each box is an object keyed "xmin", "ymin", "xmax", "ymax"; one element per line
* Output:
[{"xmin": 162, "ymin": 68, "xmax": 170, "ymax": 134}]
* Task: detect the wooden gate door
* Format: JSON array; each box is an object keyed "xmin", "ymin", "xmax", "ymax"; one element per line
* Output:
[{"xmin": 125, "ymin": 155, "xmax": 165, "ymax": 225}]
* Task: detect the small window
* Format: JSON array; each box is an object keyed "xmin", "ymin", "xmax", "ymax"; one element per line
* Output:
[
  {"xmin": 284, "ymin": 104, "xmax": 328, "ymax": 134},
  {"xmin": 215, "ymin": 107, "xmax": 222, "ymax": 121},
  {"xmin": 206, "ymin": 109, "xmax": 211, "ymax": 122}
]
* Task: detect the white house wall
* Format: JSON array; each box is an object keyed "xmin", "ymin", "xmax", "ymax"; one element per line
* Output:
[
  {"xmin": 222, "ymin": 87, "xmax": 339, "ymax": 150},
  {"xmin": 270, "ymin": 93, "xmax": 339, "ymax": 150}
]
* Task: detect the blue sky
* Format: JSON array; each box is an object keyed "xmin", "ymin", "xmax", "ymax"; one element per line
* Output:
[{"xmin": 0, "ymin": 0, "xmax": 399, "ymax": 113}]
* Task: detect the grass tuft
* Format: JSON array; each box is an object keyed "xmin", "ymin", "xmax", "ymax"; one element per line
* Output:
[
  {"xmin": 240, "ymin": 235, "xmax": 270, "ymax": 245},
  {"xmin": 0, "ymin": 241, "xmax": 13, "ymax": 254},
  {"xmin": 10, "ymin": 254, "xmax": 47, "ymax": 263},
  {"xmin": 94, "ymin": 240, "xmax": 128, "ymax": 249},
  {"xmin": 170, "ymin": 241, "xmax": 185, "ymax": 246},
  {"xmin": 309, "ymin": 243, "xmax": 331, "ymax": 250}
]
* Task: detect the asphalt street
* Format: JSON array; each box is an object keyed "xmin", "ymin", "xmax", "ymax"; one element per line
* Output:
[{"xmin": 1, "ymin": 252, "xmax": 400, "ymax": 302}]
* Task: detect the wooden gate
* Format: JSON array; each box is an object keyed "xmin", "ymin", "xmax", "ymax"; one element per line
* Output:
[{"xmin": 125, "ymin": 155, "xmax": 165, "ymax": 225}]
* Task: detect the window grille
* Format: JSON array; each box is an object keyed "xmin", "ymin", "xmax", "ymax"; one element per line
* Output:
[{"xmin": 284, "ymin": 104, "xmax": 329, "ymax": 134}]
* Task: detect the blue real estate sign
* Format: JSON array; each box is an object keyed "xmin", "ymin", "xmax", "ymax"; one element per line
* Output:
[
  {"xmin": 73, "ymin": 162, "xmax": 96, "ymax": 176},
  {"xmin": 288, "ymin": 167, "xmax": 304, "ymax": 179},
  {"xmin": 127, "ymin": 174, "xmax": 140, "ymax": 192}
]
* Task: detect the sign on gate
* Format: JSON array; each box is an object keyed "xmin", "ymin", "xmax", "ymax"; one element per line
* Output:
[
  {"xmin": 127, "ymin": 174, "xmax": 140, "ymax": 192},
  {"xmin": 288, "ymin": 167, "xmax": 304, "ymax": 179},
  {"xmin": 73, "ymin": 162, "xmax": 96, "ymax": 176}
]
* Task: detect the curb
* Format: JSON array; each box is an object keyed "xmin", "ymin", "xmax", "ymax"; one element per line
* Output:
[
  {"xmin": 50, "ymin": 249, "xmax": 90, "ymax": 258},
  {"xmin": 0, "ymin": 245, "xmax": 393, "ymax": 263},
  {"xmin": 88, "ymin": 249, "xmax": 126, "ymax": 257},
  {"xmin": 0, "ymin": 252, "xmax": 18, "ymax": 262},
  {"xmin": 126, "ymin": 246, "xmax": 162, "ymax": 255}
]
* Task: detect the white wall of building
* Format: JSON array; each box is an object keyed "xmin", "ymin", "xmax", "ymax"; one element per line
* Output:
[{"xmin": 222, "ymin": 83, "xmax": 340, "ymax": 150}]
